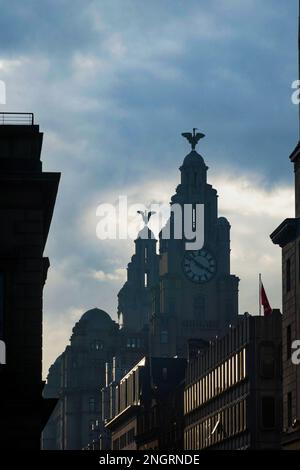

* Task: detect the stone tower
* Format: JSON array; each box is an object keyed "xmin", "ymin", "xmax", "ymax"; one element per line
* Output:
[
  {"xmin": 118, "ymin": 224, "xmax": 159, "ymax": 332},
  {"xmin": 151, "ymin": 131, "xmax": 239, "ymax": 357}
]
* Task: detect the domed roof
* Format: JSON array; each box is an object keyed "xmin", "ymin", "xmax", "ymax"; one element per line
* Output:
[
  {"xmin": 79, "ymin": 308, "xmax": 112, "ymax": 325},
  {"xmin": 71, "ymin": 308, "xmax": 116, "ymax": 340},
  {"xmin": 218, "ymin": 217, "xmax": 230, "ymax": 226},
  {"xmin": 136, "ymin": 226, "xmax": 156, "ymax": 241},
  {"xmin": 181, "ymin": 150, "xmax": 208, "ymax": 169}
]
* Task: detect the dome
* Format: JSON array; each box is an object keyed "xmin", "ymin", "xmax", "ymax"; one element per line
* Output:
[
  {"xmin": 218, "ymin": 217, "xmax": 230, "ymax": 226},
  {"xmin": 136, "ymin": 226, "xmax": 156, "ymax": 241},
  {"xmin": 181, "ymin": 150, "xmax": 208, "ymax": 169},
  {"xmin": 79, "ymin": 308, "xmax": 112, "ymax": 326}
]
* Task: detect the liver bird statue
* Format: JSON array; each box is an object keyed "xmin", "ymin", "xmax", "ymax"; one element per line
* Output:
[
  {"xmin": 181, "ymin": 128, "xmax": 205, "ymax": 150},
  {"xmin": 137, "ymin": 210, "xmax": 156, "ymax": 226}
]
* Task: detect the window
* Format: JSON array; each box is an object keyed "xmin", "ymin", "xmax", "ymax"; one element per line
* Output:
[
  {"xmin": 231, "ymin": 356, "xmax": 235, "ymax": 385},
  {"xmin": 127, "ymin": 338, "xmax": 137, "ymax": 348},
  {"xmin": 262, "ymin": 396, "xmax": 275, "ymax": 429},
  {"xmin": 235, "ymin": 354, "xmax": 239, "ymax": 383},
  {"xmin": 112, "ymin": 438, "xmax": 120, "ymax": 450},
  {"xmin": 89, "ymin": 397, "xmax": 96, "ymax": 413},
  {"xmin": 160, "ymin": 330, "xmax": 168, "ymax": 344},
  {"xmin": 242, "ymin": 348, "xmax": 246, "ymax": 379},
  {"xmin": 287, "ymin": 325, "xmax": 292, "ymax": 360},
  {"xmin": 120, "ymin": 432, "xmax": 127, "ymax": 449},
  {"xmin": 228, "ymin": 359, "xmax": 232, "ymax": 388},
  {"xmin": 224, "ymin": 361, "xmax": 228, "ymax": 389},
  {"xmin": 232, "ymin": 404, "xmax": 236, "ymax": 435},
  {"xmin": 286, "ymin": 258, "xmax": 291, "ymax": 293},
  {"xmin": 287, "ymin": 392, "xmax": 293, "ymax": 428},
  {"xmin": 127, "ymin": 428, "xmax": 135, "ymax": 445},
  {"xmin": 90, "ymin": 340, "xmax": 103, "ymax": 351}
]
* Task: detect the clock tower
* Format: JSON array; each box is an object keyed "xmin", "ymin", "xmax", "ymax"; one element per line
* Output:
[{"xmin": 150, "ymin": 130, "xmax": 239, "ymax": 357}]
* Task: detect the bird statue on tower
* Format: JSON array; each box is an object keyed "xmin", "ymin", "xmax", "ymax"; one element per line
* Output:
[{"xmin": 181, "ymin": 128, "xmax": 205, "ymax": 150}]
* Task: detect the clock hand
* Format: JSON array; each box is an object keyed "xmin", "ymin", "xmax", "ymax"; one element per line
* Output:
[{"xmin": 193, "ymin": 258, "xmax": 211, "ymax": 273}]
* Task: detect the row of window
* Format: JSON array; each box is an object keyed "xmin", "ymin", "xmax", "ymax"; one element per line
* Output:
[
  {"xmin": 126, "ymin": 337, "xmax": 141, "ymax": 349},
  {"xmin": 112, "ymin": 427, "xmax": 135, "ymax": 450},
  {"xmin": 116, "ymin": 368, "xmax": 140, "ymax": 414},
  {"xmin": 187, "ymin": 321, "xmax": 249, "ymax": 383},
  {"xmin": 184, "ymin": 399, "xmax": 247, "ymax": 450},
  {"xmin": 184, "ymin": 349, "xmax": 246, "ymax": 414}
]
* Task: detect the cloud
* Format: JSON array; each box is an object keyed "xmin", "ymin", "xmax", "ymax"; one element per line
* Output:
[
  {"xmin": 92, "ymin": 268, "xmax": 126, "ymax": 282},
  {"xmin": 0, "ymin": 0, "xmax": 298, "ymax": 377}
]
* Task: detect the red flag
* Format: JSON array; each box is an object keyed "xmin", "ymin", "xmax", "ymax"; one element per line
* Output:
[{"xmin": 260, "ymin": 281, "xmax": 272, "ymax": 317}]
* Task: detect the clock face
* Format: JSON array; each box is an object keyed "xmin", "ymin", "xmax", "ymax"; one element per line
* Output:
[{"xmin": 183, "ymin": 249, "xmax": 216, "ymax": 283}]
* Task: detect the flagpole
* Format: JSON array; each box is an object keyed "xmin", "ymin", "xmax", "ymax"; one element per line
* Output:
[{"xmin": 259, "ymin": 273, "xmax": 262, "ymax": 316}]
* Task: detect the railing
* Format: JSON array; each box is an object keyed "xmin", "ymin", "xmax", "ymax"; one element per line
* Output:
[{"xmin": 0, "ymin": 112, "xmax": 34, "ymax": 125}]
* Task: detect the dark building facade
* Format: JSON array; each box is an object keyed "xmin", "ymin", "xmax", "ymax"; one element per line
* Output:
[
  {"xmin": 184, "ymin": 312, "xmax": 282, "ymax": 450},
  {"xmin": 42, "ymin": 309, "xmax": 119, "ymax": 449},
  {"xmin": 105, "ymin": 356, "xmax": 186, "ymax": 451},
  {"xmin": 151, "ymin": 134, "xmax": 239, "ymax": 358},
  {"xmin": 43, "ymin": 224, "xmax": 159, "ymax": 449},
  {"xmin": 0, "ymin": 113, "xmax": 60, "ymax": 449},
  {"xmin": 271, "ymin": 142, "xmax": 300, "ymax": 449},
  {"xmin": 118, "ymin": 226, "xmax": 159, "ymax": 331},
  {"xmin": 42, "ymin": 308, "xmax": 147, "ymax": 450}
]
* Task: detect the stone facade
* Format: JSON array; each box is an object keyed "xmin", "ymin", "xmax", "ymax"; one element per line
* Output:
[{"xmin": 271, "ymin": 142, "xmax": 300, "ymax": 449}]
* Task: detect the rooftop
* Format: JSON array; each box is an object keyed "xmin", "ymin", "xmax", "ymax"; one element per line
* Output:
[{"xmin": 0, "ymin": 112, "xmax": 34, "ymax": 126}]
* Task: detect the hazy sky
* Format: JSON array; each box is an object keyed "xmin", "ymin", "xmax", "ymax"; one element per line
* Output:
[{"xmin": 0, "ymin": 0, "xmax": 298, "ymax": 376}]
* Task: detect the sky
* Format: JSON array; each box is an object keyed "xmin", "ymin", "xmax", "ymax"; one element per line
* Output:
[{"xmin": 0, "ymin": 0, "xmax": 298, "ymax": 376}]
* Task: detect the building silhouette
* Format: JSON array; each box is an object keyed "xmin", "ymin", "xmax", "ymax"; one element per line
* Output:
[
  {"xmin": 0, "ymin": 113, "xmax": 60, "ymax": 449},
  {"xmin": 105, "ymin": 356, "xmax": 186, "ymax": 451},
  {"xmin": 150, "ymin": 133, "xmax": 239, "ymax": 357},
  {"xmin": 184, "ymin": 312, "xmax": 282, "ymax": 450},
  {"xmin": 43, "ymin": 131, "xmax": 240, "ymax": 450},
  {"xmin": 42, "ymin": 307, "xmax": 149, "ymax": 449},
  {"xmin": 42, "ymin": 224, "xmax": 160, "ymax": 450},
  {"xmin": 118, "ymin": 225, "xmax": 159, "ymax": 332}
]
